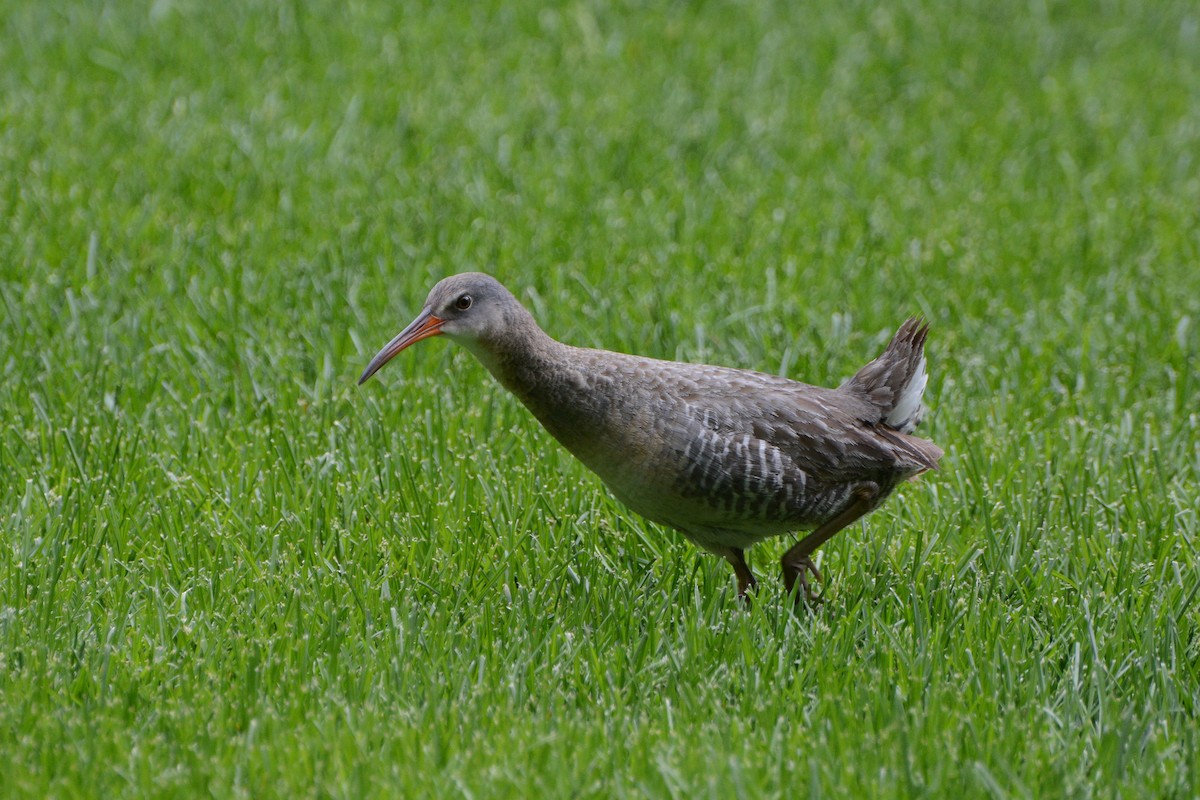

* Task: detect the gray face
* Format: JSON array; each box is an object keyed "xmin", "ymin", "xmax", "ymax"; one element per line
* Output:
[
  {"xmin": 423, "ymin": 272, "xmax": 516, "ymax": 346},
  {"xmin": 357, "ymin": 272, "xmax": 523, "ymax": 384}
]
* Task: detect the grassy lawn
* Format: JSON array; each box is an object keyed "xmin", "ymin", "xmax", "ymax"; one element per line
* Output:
[{"xmin": 2, "ymin": 0, "xmax": 1198, "ymax": 796}]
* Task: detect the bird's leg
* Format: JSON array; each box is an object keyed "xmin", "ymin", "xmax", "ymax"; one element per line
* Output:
[
  {"xmin": 724, "ymin": 548, "xmax": 758, "ymax": 604},
  {"xmin": 782, "ymin": 483, "xmax": 879, "ymax": 604}
]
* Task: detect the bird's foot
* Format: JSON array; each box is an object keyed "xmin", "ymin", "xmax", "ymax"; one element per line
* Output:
[
  {"xmin": 724, "ymin": 548, "xmax": 758, "ymax": 608},
  {"xmin": 737, "ymin": 575, "xmax": 759, "ymax": 608},
  {"xmin": 783, "ymin": 555, "xmax": 823, "ymax": 606}
]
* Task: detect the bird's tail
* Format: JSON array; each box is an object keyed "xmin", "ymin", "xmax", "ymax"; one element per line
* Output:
[{"xmin": 840, "ymin": 318, "xmax": 932, "ymax": 435}]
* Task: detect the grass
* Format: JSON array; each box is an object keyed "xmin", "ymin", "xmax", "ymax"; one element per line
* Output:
[{"xmin": 2, "ymin": 0, "xmax": 1198, "ymax": 796}]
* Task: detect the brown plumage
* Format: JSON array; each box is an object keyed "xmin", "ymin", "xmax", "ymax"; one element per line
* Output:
[{"xmin": 359, "ymin": 273, "xmax": 942, "ymax": 603}]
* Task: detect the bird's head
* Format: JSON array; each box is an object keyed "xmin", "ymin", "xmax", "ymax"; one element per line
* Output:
[{"xmin": 358, "ymin": 272, "xmax": 528, "ymax": 384}]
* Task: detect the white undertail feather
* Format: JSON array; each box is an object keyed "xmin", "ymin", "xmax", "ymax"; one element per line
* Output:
[
  {"xmin": 885, "ymin": 354, "xmax": 927, "ymax": 434},
  {"xmin": 838, "ymin": 317, "xmax": 933, "ymax": 438}
]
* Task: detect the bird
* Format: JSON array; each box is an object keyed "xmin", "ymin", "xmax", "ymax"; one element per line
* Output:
[{"xmin": 358, "ymin": 273, "xmax": 942, "ymax": 604}]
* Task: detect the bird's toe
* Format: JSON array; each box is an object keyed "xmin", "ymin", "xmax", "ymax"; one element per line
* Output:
[{"xmin": 783, "ymin": 554, "xmax": 824, "ymax": 606}]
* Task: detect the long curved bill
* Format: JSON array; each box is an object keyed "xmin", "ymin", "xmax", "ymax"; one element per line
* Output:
[{"xmin": 358, "ymin": 308, "xmax": 445, "ymax": 384}]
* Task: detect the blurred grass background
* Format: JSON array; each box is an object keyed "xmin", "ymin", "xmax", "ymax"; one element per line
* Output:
[{"xmin": 1, "ymin": 0, "xmax": 1198, "ymax": 797}]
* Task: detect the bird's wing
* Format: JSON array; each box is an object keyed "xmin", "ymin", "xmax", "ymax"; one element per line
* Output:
[{"xmin": 664, "ymin": 365, "xmax": 933, "ymax": 481}]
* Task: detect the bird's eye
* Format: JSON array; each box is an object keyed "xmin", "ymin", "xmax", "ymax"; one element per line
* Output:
[{"xmin": 454, "ymin": 294, "xmax": 473, "ymax": 311}]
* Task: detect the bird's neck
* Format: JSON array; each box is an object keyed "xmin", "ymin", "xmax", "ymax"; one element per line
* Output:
[
  {"xmin": 460, "ymin": 319, "xmax": 612, "ymax": 451},
  {"xmin": 458, "ymin": 313, "xmax": 568, "ymax": 405}
]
